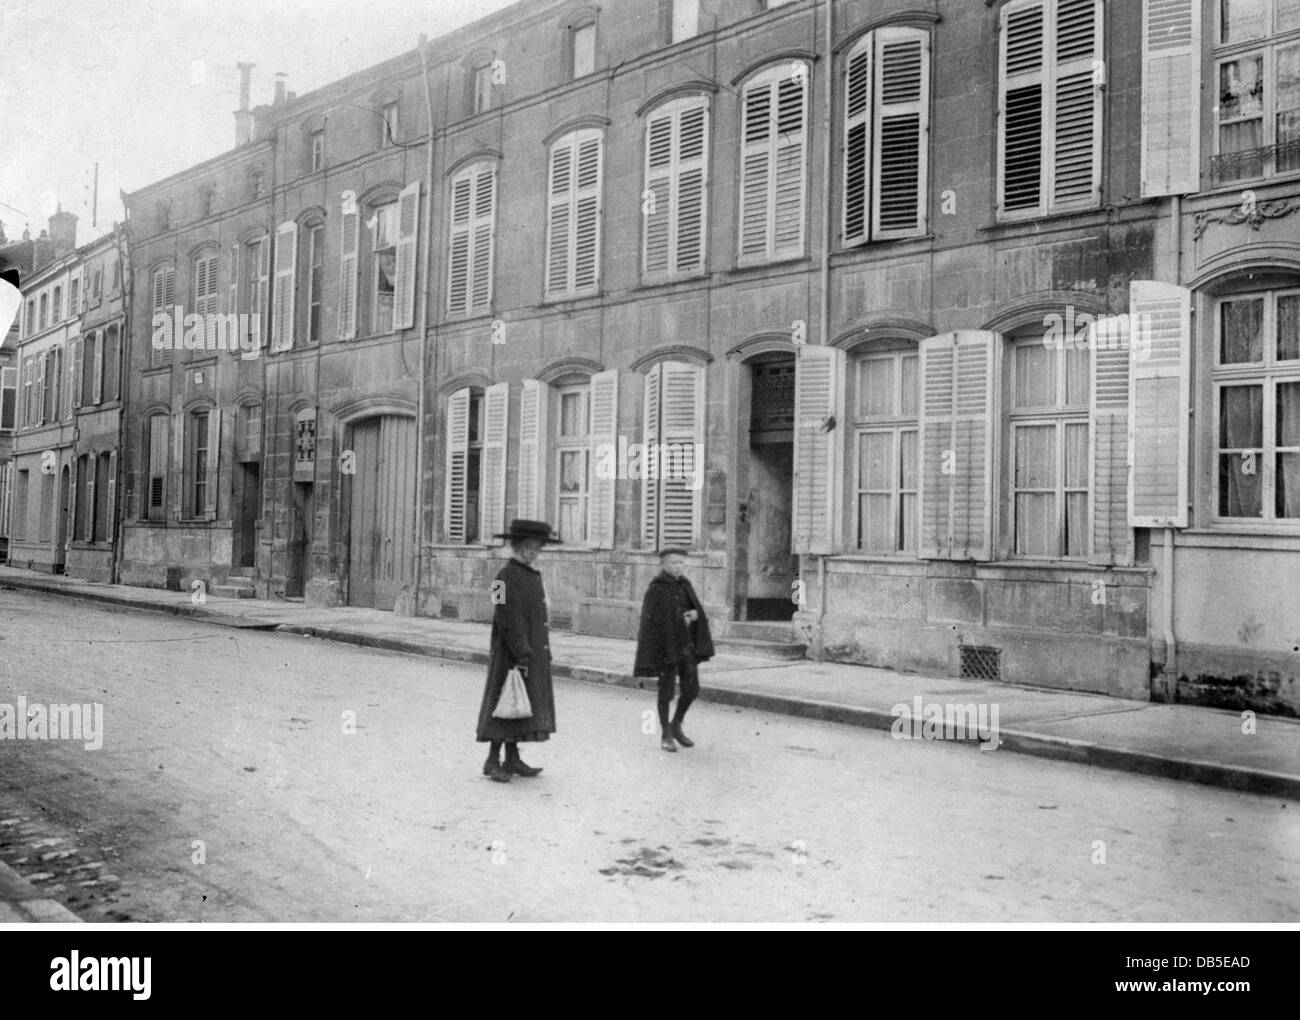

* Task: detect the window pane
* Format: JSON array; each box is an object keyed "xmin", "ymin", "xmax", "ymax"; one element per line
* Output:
[
  {"xmin": 1279, "ymin": 381, "xmax": 1300, "ymax": 446},
  {"xmin": 1219, "ymin": 385, "xmax": 1264, "ymax": 447},
  {"xmin": 1220, "ymin": 0, "xmax": 1268, "ymax": 42},
  {"xmin": 560, "ymin": 391, "xmax": 585, "ymax": 436},
  {"xmin": 899, "ymin": 429, "xmax": 918, "ymax": 490},
  {"xmin": 1282, "ymin": 0, "xmax": 1300, "ymax": 32},
  {"xmin": 1279, "ymin": 45, "xmax": 1300, "ymax": 174},
  {"xmin": 1221, "ymin": 298, "xmax": 1264, "ymax": 363},
  {"xmin": 899, "ymin": 354, "xmax": 918, "ymax": 417},
  {"xmin": 1278, "ymin": 454, "xmax": 1300, "ymax": 517},
  {"xmin": 1014, "ymin": 345, "xmax": 1053, "ymax": 407},
  {"xmin": 1014, "ymin": 425, "xmax": 1055, "ymax": 488},
  {"xmin": 857, "ymin": 494, "xmax": 892, "ymax": 552},
  {"xmin": 1219, "ymin": 56, "xmax": 1265, "ymax": 121},
  {"xmin": 1220, "ymin": 454, "xmax": 1263, "ymax": 516},
  {"xmin": 1278, "ymin": 294, "xmax": 1300, "ymax": 361},
  {"xmin": 1064, "ymin": 492, "xmax": 1088, "ymax": 557},
  {"xmin": 572, "ymin": 24, "xmax": 595, "ymax": 77},
  {"xmin": 672, "ymin": 0, "xmax": 698, "ymax": 42},
  {"xmin": 1064, "ymin": 422, "xmax": 1089, "ymax": 488},
  {"xmin": 558, "ymin": 500, "xmax": 584, "ymax": 542},
  {"xmin": 1065, "ymin": 345, "xmax": 1089, "ymax": 406},
  {"xmin": 858, "ymin": 358, "xmax": 894, "ymax": 416},
  {"xmin": 858, "ymin": 431, "xmax": 891, "ymax": 490},
  {"xmin": 899, "ymin": 492, "xmax": 917, "ymax": 553},
  {"xmin": 559, "ymin": 449, "xmax": 584, "ymax": 492},
  {"xmin": 1015, "ymin": 494, "xmax": 1054, "ymax": 556}
]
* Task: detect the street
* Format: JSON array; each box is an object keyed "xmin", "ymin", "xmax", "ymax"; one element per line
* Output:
[{"xmin": 1, "ymin": 586, "xmax": 1297, "ymax": 923}]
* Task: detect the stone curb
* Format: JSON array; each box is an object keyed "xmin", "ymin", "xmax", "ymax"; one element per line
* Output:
[{"xmin": 0, "ymin": 861, "xmax": 82, "ymax": 923}]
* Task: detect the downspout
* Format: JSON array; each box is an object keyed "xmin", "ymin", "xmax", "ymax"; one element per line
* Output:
[
  {"xmin": 814, "ymin": 0, "xmax": 834, "ymax": 659},
  {"xmin": 111, "ymin": 223, "xmax": 130, "ymax": 585},
  {"xmin": 413, "ymin": 37, "xmax": 437, "ymax": 615},
  {"xmin": 1162, "ymin": 194, "xmax": 1182, "ymax": 700}
]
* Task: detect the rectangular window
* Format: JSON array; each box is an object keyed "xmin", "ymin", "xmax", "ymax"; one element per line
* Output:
[
  {"xmin": 473, "ymin": 64, "xmax": 494, "ymax": 114},
  {"xmin": 545, "ymin": 131, "xmax": 603, "ymax": 297},
  {"xmin": 73, "ymin": 455, "xmax": 89, "ymax": 542},
  {"xmin": 93, "ymin": 452, "xmax": 110, "ymax": 542},
  {"xmin": 642, "ymin": 362, "xmax": 704, "ymax": 549},
  {"xmin": 103, "ymin": 325, "xmax": 120, "ymax": 403},
  {"xmin": 371, "ymin": 201, "xmax": 398, "ymax": 333},
  {"xmin": 310, "ymin": 130, "xmax": 325, "ymax": 172},
  {"xmin": 643, "ymin": 100, "xmax": 708, "ymax": 280},
  {"xmin": 92, "ymin": 270, "xmax": 102, "ymax": 304},
  {"xmin": 555, "ymin": 385, "xmax": 590, "ymax": 543},
  {"xmin": 190, "ymin": 410, "xmax": 210, "ymax": 518},
  {"xmin": 854, "ymin": 350, "xmax": 919, "ymax": 553},
  {"xmin": 380, "ymin": 103, "xmax": 398, "ymax": 147},
  {"xmin": 1215, "ymin": 289, "xmax": 1300, "ymax": 519},
  {"xmin": 671, "ymin": 0, "xmax": 698, "ymax": 43},
  {"xmin": 307, "ymin": 223, "xmax": 324, "ymax": 344},
  {"xmin": 465, "ymin": 392, "xmax": 484, "ymax": 545},
  {"xmin": 25, "ymin": 300, "xmax": 34, "ymax": 337},
  {"xmin": 739, "ymin": 65, "xmax": 808, "ymax": 264},
  {"xmin": 0, "ymin": 367, "xmax": 15, "ymax": 431},
  {"xmin": 13, "ymin": 469, "xmax": 28, "ymax": 541},
  {"xmin": 39, "ymin": 472, "xmax": 53, "ymax": 542},
  {"xmin": 998, "ymin": 0, "xmax": 1103, "ymax": 216},
  {"xmin": 572, "ymin": 23, "xmax": 596, "ymax": 78},
  {"xmin": 147, "ymin": 414, "xmax": 168, "ymax": 521},
  {"xmin": 447, "ymin": 163, "xmax": 497, "ymax": 316},
  {"xmin": 53, "ymin": 286, "xmax": 62, "ymax": 322},
  {"xmin": 39, "ymin": 293, "xmax": 47, "ymax": 331},
  {"xmin": 150, "ymin": 266, "xmax": 176, "ymax": 367},
  {"xmin": 69, "ymin": 277, "xmax": 79, "ymax": 313}
]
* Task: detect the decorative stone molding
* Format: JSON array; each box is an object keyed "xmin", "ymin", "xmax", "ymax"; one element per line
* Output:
[{"xmin": 1194, "ymin": 199, "xmax": 1298, "ymax": 240}]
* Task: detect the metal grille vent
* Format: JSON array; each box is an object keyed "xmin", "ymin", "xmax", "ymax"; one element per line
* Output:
[
  {"xmin": 959, "ymin": 645, "xmax": 1001, "ymax": 681},
  {"xmin": 165, "ymin": 567, "xmax": 182, "ymax": 592}
]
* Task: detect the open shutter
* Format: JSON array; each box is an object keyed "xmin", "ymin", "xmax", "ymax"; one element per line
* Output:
[
  {"xmin": 69, "ymin": 461, "xmax": 79, "ymax": 544},
  {"xmin": 1128, "ymin": 281, "xmax": 1191, "ymax": 528},
  {"xmin": 518, "ymin": 379, "xmax": 546, "ymax": 520},
  {"xmin": 256, "ymin": 239, "xmax": 270, "ymax": 348},
  {"xmin": 447, "ymin": 174, "xmax": 473, "ymax": 315},
  {"xmin": 1050, "ymin": 0, "xmax": 1103, "ymax": 207},
  {"xmin": 644, "ymin": 112, "xmax": 674, "ymax": 276},
  {"xmin": 161, "ymin": 268, "xmax": 176, "ymax": 365},
  {"xmin": 480, "ymin": 382, "xmax": 509, "ymax": 544},
  {"xmin": 471, "ymin": 166, "xmax": 496, "ymax": 312},
  {"xmin": 84, "ymin": 458, "xmax": 95, "ymax": 542},
  {"xmin": 658, "ymin": 361, "xmax": 704, "ymax": 548},
  {"xmin": 338, "ymin": 191, "xmax": 359, "ymax": 339},
  {"xmin": 171, "ymin": 411, "xmax": 184, "ymax": 520},
  {"xmin": 843, "ymin": 41, "xmax": 873, "ymax": 244},
  {"xmin": 69, "ymin": 337, "xmax": 82, "ymax": 410},
  {"xmin": 150, "ymin": 270, "xmax": 165, "ymax": 368},
  {"xmin": 739, "ymin": 75, "xmax": 774, "ymax": 262},
  {"xmin": 228, "ymin": 243, "xmax": 239, "ymax": 313},
  {"xmin": 588, "ymin": 369, "xmax": 618, "ymax": 548},
  {"xmin": 204, "ymin": 408, "xmax": 220, "ymax": 520},
  {"xmin": 772, "ymin": 68, "xmax": 807, "ymax": 259},
  {"xmin": 917, "ymin": 331, "xmax": 998, "ymax": 560},
  {"xmin": 874, "ymin": 28, "xmax": 929, "ymax": 237},
  {"xmin": 999, "ymin": 0, "xmax": 1047, "ymax": 214},
  {"xmin": 641, "ymin": 363, "xmax": 661, "ymax": 546},
  {"xmin": 546, "ymin": 141, "xmax": 573, "ymax": 294},
  {"xmin": 35, "ymin": 355, "xmax": 45, "ymax": 424},
  {"xmin": 1089, "ymin": 319, "xmax": 1133, "ymax": 564},
  {"xmin": 573, "ymin": 134, "xmax": 602, "ymax": 292},
  {"xmin": 444, "ymin": 388, "xmax": 470, "ymax": 542},
  {"xmin": 1141, "ymin": 0, "xmax": 1201, "ymax": 196},
  {"xmin": 106, "ymin": 451, "xmax": 117, "ymax": 542},
  {"xmin": 92, "ymin": 332, "xmax": 104, "ymax": 404},
  {"xmin": 792, "ymin": 344, "xmax": 845, "ymax": 554},
  {"xmin": 272, "ymin": 221, "xmax": 297, "ymax": 351},
  {"xmin": 394, "ymin": 180, "xmax": 420, "ymax": 329},
  {"xmin": 0, "ymin": 367, "xmax": 15, "ymax": 430}
]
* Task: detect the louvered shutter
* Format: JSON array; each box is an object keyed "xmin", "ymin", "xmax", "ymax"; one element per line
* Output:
[
  {"xmin": 773, "ymin": 71, "xmax": 807, "ymax": 259},
  {"xmin": 272, "ymin": 221, "xmax": 297, "ymax": 351},
  {"xmin": 644, "ymin": 102, "xmax": 709, "ymax": 279},
  {"xmin": 1050, "ymin": 0, "xmax": 1102, "ymax": 207},
  {"xmin": 444, "ymin": 388, "xmax": 470, "ymax": 542},
  {"xmin": 641, "ymin": 363, "xmax": 661, "ymax": 546},
  {"xmin": 171, "ymin": 411, "xmax": 184, "ymax": 520},
  {"xmin": 874, "ymin": 28, "xmax": 929, "ymax": 237},
  {"xmin": 588, "ymin": 369, "xmax": 618, "ymax": 548},
  {"xmin": 1128, "ymin": 281, "xmax": 1190, "ymax": 528},
  {"xmin": 658, "ymin": 361, "xmax": 704, "ymax": 548},
  {"xmin": 480, "ymin": 382, "xmax": 509, "ymax": 544},
  {"xmin": 843, "ymin": 41, "xmax": 873, "ymax": 244},
  {"xmin": 394, "ymin": 180, "xmax": 420, "ymax": 329},
  {"xmin": 546, "ymin": 142, "xmax": 573, "ymax": 294},
  {"xmin": 92, "ymin": 332, "xmax": 104, "ymax": 404},
  {"xmin": 447, "ymin": 174, "xmax": 473, "ymax": 315},
  {"xmin": 574, "ymin": 134, "xmax": 602, "ymax": 292},
  {"xmin": 1141, "ymin": 0, "xmax": 1200, "ymax": 196},
  {"xmin": 448, "ymin": 166, "xmax": 496, "ymax": 316},
  {"xmin": 69, "ymin": 460, "xmax": 79, "ymax": 543},
  {"xmin": 1000, "ymin": 1, "xmax": 1047, "ymax": 214},
  {"xmin": 228, "ymin": 243, "xmax": 239, "ymax": 313},
  {"xmin": 471, "ymin": 166, "xmax": 496, "ymax": 312},
  {"xmin": 35, "ymin": 354, "xmax": 45, "ymax": 424},
  {"xmin": 256, "ymin": 239, "xmax": 270, "ymax": 348},
  {"xmin": 69, "ymin": 337, "xmax": 82, "ymax": 410},
  {"xmin": 644, "ymin": 113, "xmax": 674, "ymax": 275},
  {"xmin": 204, "ymin": 408, "xmax": 220, "ymax": 521},
  {"xmin": 106, "ymin": 452, "xmax": 117, "ymax": 541},
  {"xmin": 740, "ymin": 76, "xmax": 774, "ymax": 261},
  {"xmin": 917, "ymin": 331, "xmax": 998, "ymax": 560},
  {"xmin": 84, "ymin": 457, "xmax": 94, "ymax": 542},
  {"xmin": 149, "ymin": 415, "xmax": 168, "ymax": 518},
  {"xmin": 338, "ymin": 192, "xmax": 359, "ymax": 339},
  {"xmin": 518, "ymin": 379, "xmax": 547, "ymax": 519},
  {"xmin": 151, "ymin": 270, "xmax": 168, "ymax": 368},
  {"xmin": 162, "ymin": 268, "xmax": 176, "ymax": 365},
  {"xmin": 0, "ymin": 367, "xmax": 15, "ymax": 430},
  {"xmin": 676, "ymin": 105, "xmax": 707, "ymax": 273},
  {"xmin": 1089, "ymin": 319, "xmax": 1132, "ymax": 564},
  {"xmin": 741, "ymin": 66, "xmax": 806, "ymax": 263},
  {"xmin": 547, "ymin": 132, "xmax": 602, "ymax": 295},
  {"xmin": 792, "ymin": 344, "xmax": 845, "ymax": 554}
]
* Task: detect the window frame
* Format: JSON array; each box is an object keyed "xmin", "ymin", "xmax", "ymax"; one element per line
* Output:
[
  {"xmin": 310, "ymin": 130, "xmax": 325, "ymax": 173},
  {"xmin": 368, "ymin": 198, "xmax": 399, "ymax": 335},
  {"xmin": 570, "ymin": 20, "xmax": 597, "ymax": 80},
  {"xmin": 544, "ymin": 129, "xmax": 604, "ymax": 299},
  {"xmin": 851, "ymin": 345, "xmax": 920, "ymax": 555},
  {"xmin": 641, "ymin": 96, "xmax": 710, "ymax": 282},
  {"xmin": 446, "ymin": 161, "xmax": 498, "ymax": 317},
  {"xmin": 553, "ymin": 381, "xmax": 592, "ymax": 545},
  {"xmin": 737, "ymin": 62, "xmax": 810, "ymax": 266},
  {"xmin": 304, "ymin": 220, "xmax": 325, "ymax": 345}
]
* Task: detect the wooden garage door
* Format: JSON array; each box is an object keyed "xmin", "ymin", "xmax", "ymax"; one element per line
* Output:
[{"xmin": 347, "ymin": 415, "xmax": 415, "ymax": 610}]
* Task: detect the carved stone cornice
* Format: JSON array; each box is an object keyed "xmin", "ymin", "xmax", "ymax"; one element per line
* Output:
[{"xmin": 1194, "ymin": 199, "xmax": 1299, "ymax": 240}]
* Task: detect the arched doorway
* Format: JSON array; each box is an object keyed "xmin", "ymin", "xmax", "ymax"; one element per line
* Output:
[{"xmin": 345, "ymin": 414, "xmax": 416, "ymax": 610}]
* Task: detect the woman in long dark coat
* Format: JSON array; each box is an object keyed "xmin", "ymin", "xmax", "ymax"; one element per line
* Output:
[{"xmin": 475, "ymin": 519, "xmax": 560, "ymax": 783}]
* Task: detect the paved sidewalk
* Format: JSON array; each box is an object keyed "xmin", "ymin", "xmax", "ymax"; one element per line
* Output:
[{"xmin": 1, "ymin": 566, "xmax": 1297, "ymax": 802}]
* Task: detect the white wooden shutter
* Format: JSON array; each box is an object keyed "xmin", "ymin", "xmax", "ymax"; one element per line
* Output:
[
  {"xmin": 171, "ymin": 411, "xmax": 184, "ymax": 520},
  {"xmin": 843, "ymin": 40, "xmax": 873, "ymax": 244},
  {"xmin": 448, "ymin": 165, "xmax": 496, "ymax": 316},
  {"xmin": 69, "ymin": 460, "xmax": 78, "ymax": 543},
  {"xmin": 480, "ymin": 382, "xmax": 509, "ymax": 544},
  {"xmin": 1128, "ymin": 281, "xmax": 1191, "ymax": 528},
  {"xmin": 84, "ymin": 457, "xmax": 94, "ymax": 541},
  {"xmin": 518, "ymin": 379, "xmax": 547, "ymax": 520},
  {"xmin": 69, "ymin": 337, "xmax": 82, "ymax": 410},
  {"xmin": 873, "ymin": 28, "xmax": 930, "ymax": 237},
  {"xmin": 658, "ymin": 361, "xmax": 704, "ymax": 548},
  {"xmin": 393, "ymin": 180, "xmax": 420, "ymax": 329},
  {"xmin": 447, "ymin": 173, "xmax": 473, "ymax": 316},
  {"xmin": 644, "ymin": 112, "xmax": 674, "ymax": 275},
  {"xmin": 588, "ymin": 369, "xmax": 618, "ymax": 548},
  {"xmin": 35, "ymin": 354, "xmax": 45, "ymax": 424},
  {"xmin": 641, "ymin": 363, "xmax": 662, "ymax": 546},
  {"xmin": 792, "ymin": 344, "xmax": 845, "ymax": 554},
  {"xmin": 0, "ymin": 366, "xmax": 15, "ymax": 430},
  {"xmin": 92, "ymin": 332, "xmax": 104, "ymax": 404},
  {"xmin": 338, "ymin": 191, "xmax": 359, "ymax": 339},
  {"xmin": 644, "ymin": 101, "xmax": 708, "ymax": 278},
  {"xmin": 204, "ymin": 408, "xmax": 220, "ymax": 520},
  {"xmin": 1089, "ymin": 319, "xmax": 1133, "ymax": 564},
  {"xmin": 1050, "ymin": 0, "xmax": 1102, "ymax": 207},
  {"xmin": 917, "ymin": 331, "xmax": 998, "ymax": 560},
  {"xmin": 228, "ymin": 243, "xmax": 239, "ymax": 313},
  {"xmin": 256, "ymin": 238, "xmax": 270, "ymax": 348},
  {"xmin": 149, "ymin": 415, "xmax": 167, "ymax": 517},
  {"xmin": 999, "ymin": 0, "xmax": 1048, "ymax": 214},
  {"xmin": 471, "ymin": 166, "xmax": 496, "ymax": 312},
  {"xmin": 574, "ymin": 134, "xmax": 602, "ymax": 292},
  {"xmin": 272, "ymin": 221, "xmax": 297, "ymax": 351},
  {"xmin": 106, "ymin": 451, "xmax": 117, "ymax": 541},
  {"xmin": 546, "ymin": 142, "xmax": 573, "ymax": 294},
  {"xmin": 444, "ymin": 388, "xmax": 470, "ymax": 542},
  {"xmin": 1141, "ymin": 0, "xmax": 1201, "ymax": 196},
  {"xmin": 740, "ymin": 65, "xmax": 806, "ymax": 264},
  {"xmin": 547, "ymin": 131, "xmax": 603, "ymax": 295}
]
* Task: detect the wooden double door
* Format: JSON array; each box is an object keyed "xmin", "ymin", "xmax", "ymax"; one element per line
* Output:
[{"xmin": 346, "ymin": 415, "xmax": 415, "ymax": 610}]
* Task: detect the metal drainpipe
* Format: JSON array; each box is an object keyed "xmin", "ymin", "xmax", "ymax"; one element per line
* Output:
[
  {"xmin": 413, "ymin": 38, "xmax": 437, "ymax": 615},
  {"xmin": 110, "ymin": 223, "xmax": 130, "ymax": 585},
  {"xmin": 813, "ymin": 0, "xmax": 834, "ymax": 659},
  {"xmin": 1162, "ymin": 194, "xmax": 1183, "ymax": 700}
]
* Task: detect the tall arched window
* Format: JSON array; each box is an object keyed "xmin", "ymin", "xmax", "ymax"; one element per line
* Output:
[
  {"xmin": 446, "ymin": 161, "xmax": 497, "ymax": 317},
  {"xmin": 642, "ymin": 96, "xmax": 709, "ymax": 281},
  {"xmin": 738, "ymin": 62, "xmax": 808, "ymax": 265},
  {"xmin": 545, "ymin": 129, "xmax": 603, "ymax": 298}
]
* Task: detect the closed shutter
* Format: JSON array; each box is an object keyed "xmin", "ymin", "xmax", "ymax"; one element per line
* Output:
[
  {"xmin": 338, "ymin": 191, "xmax": 359, "ymax": 339},
  {"xmin": 641, "ymin": 363, "xmax": 661, "ymax": 546},
  {"xmin": 447, "ymin": 174, "xmax": 473, "ymax": 315},
  {"xmin": 1128, "ymin": 281, "xmax": 1191, "ymax": 528},
  {"xmin": 228, "ymin": 243, "xmax": 239, "ymax": 313},
  {"xmin": 448, "ymin": 165, "xmax": 496, "ymax": 316},
  {"xmin": 92, "ymin": 332, "xmax": 104, "ymax": 404},
  {"xmin": 587, "ymin": 369, "xmax": 618, "ymax": 548},
  {"xmin": 69, "ymin": 337, "xmax": 82, "ymax": 410},
  {"xmin": 546, "ymin": 131, "xmax": 603, "ymax": 296},
  {"xmin": 393, "ymin": 180, "xmax": 420, "ymax": 329},
  {"xmin": 518, "ymin": 379, "xmax": 546, "ymax": 519},
  {"xmin": 444, "ymin": 388, "xmax": 470, "ymax": 542},
  {"xmin": 546, "ymin": 142, "xmax": 573, "ymax": 293},
  {"xmin": 574, "ymin": 134, "xmax": 602, "ymax": 292},
  {"xmin": 0, "ymin": 367, "xmax": 15, "ymax": 430},
  {"xmin": 272, "ymin": 221, "xmax": 297, "ymax": 351},
  {"xmin": 471, "ymin": 167, "xmax": 496, "ymax": 312},
  {"xmin": 84, "ymin": 458, "xmax": 94, "ymax": 542},
  {"xmin": 773, "ymin": 72, "xmax": 807, "ymax": 258},
  {"xmin": 1089, "ymin": 319, "xmax": 1132, "ymax": 564},
  {"xmin": 106, "ymin": 451, "xmax": 117, "ymax": 542},
  {"xmin": 658, "ymin": 361, "xmax": 704, "ymax": 548},
  {"xmin": 35, "ymin": 354, "xmax": 45, "ymax": 424},
  {"xmin": 1050, "ymin": 0, "xmax": 1102, "ymax": 207},
  {"xmin": 874, "ymin": 28, "xmax": 930, "ymax": 237},
  {"xmin": 204, "ymin": 408, "xmax": 220, "ymax": 521},
  {"xmin": 792, "ymin": 344, "xmax": 845, "ymax": 554},
  {"xmin": 644, "ymin": 101, "xmax": 708, "ymax": 278},
  {"xmin": 843, "ymin": 41, "xmax": 873, "ymax": 243},
  {"xmin": 480, "ymin": 382, "xmax": 509, "ymax": 543},
  {"xmin": 151, "ymin": 269, "xmax": 173, "ymax": 368},
  {"xmin": 256, "ymin": 239, "xmax": 270, "ymax": 348},
  {"xmin": 171, "ymin": 411, "xmax": 184, "ymax": 520},
  {"xmin": 1141, "ymin": 0, "xmax": 1201, "ymax": 196},
  {"xmin": 740, "ymin": 64, "xmax": 807, "ymax": 264},
  {"xmin": 917, "ymin": 331, "xmax": 998, "ymax": 560},
  {"xmin": 69, "ymin": 460, "xmax": 79, "ymax": 543},
  {"xmin": 644, "ymin": 113, "xmax": 674, "ymax": 275},
  {"xmin": 999, "ymin": 1, "xmax": 1048, "ymax": 214}
]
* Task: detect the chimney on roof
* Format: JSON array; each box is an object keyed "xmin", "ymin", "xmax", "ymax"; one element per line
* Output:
[
  {"xmin": 49, "ymin": 205, "xmax": 77, "ymax": 253},
  {"xmin": 235, "ymin": 62, "xmax": 255, "ymax": 146},
  {"xmin": 274, "ymin": 72, "xmax": 287, "ymax": 105}
]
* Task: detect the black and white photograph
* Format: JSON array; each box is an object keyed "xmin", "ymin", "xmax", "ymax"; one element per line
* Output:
[{"xmin": 0, "ymin": 0, "xmax": 1296, "ymax": 953}]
